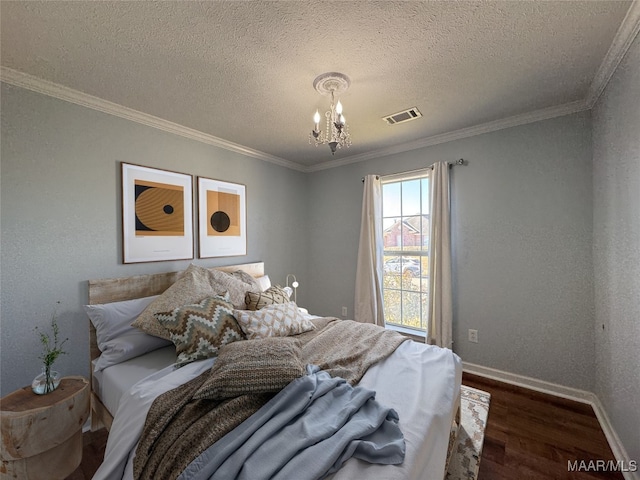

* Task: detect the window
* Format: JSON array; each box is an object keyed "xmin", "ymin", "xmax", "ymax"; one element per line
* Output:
[{"xmin": 382, "ymin": 173, "xmax": 429, "ymax": 334}]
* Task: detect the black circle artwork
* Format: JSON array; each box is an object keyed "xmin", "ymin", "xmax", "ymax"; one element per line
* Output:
[
  {"xmin": 163, "ymin": 205, "xmax": 174, "ymax": 214},
  {"xmin": 210, "ymin": 211, "xmax": 231, "ymax": 233}
]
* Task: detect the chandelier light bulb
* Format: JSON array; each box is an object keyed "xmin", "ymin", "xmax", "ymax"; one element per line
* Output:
[{"xmin": 309, "ymin": 72, "xmax": 352, "ymax": 155}]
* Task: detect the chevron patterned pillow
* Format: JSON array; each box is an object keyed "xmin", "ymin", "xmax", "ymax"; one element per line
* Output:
[
  {"xmin": 245, "ymin": 285, "xmax": 290, "ymax": 311},
  {"xmin": 233, "ymin": 302, "xmax": 315, "ymax": 339},
  {"xmin": 154, "ymin": 293, "xmax": 246, "ymax": 367},
  {"xmin": 132, "ymin": 263, "xmax": 218, "ymax": 340}
]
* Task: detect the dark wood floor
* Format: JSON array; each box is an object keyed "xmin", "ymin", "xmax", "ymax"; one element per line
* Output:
[
  {"xmin": 66, "ymin": 373, "xmax": 624, "ymax": 480},
  {"xmin": 463, "ymin": 373, "xmax": 623, "ymax": 480},
  {"xmin": 65, "ymin": 428, "xmax": 109, "ymax": 480}
]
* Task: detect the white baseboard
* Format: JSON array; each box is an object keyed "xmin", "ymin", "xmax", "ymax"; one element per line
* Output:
[
  {"xmin": 463, "ymin": 362, "xmax": 639, "ymax": 480},
  {"xmin": 589, "ymin": 395, "xmax": 640, "ymax": 480},
  {"xmin": 462, "ymin": 362, "xmax": 595, "ymax": 403}
]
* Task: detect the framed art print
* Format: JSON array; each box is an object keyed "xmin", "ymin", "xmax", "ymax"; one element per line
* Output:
[
  {"xmin": 121, "ymin": 162, "xmax": 193, "ymax": 263},
  {"xmin": 197, "ymin": 177, "xmax": 246, "ymax": 258}
]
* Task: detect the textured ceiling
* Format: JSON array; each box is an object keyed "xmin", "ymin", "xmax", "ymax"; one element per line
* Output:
[{"xmin": 0, "ymin": 1, "xmax": 633, "ymax": 168}]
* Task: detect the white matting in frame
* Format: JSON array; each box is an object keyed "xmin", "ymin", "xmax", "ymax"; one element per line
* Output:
[
  {"xmin": 121, "ymin": 162, "xmax": 194, "ymax": 263},
  {"xmin": 198, "ymin": 177, "xmax": 247, "ymax": 258}
]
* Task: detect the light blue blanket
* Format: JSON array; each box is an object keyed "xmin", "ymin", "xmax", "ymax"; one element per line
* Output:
[{"xmin": 178, "ymin": 365, "xmax": 405, "ymax": 480}]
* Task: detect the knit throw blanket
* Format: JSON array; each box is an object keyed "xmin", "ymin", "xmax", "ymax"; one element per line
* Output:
[{"xmin": 133, "ymin": 318, "xmax": 407, "ymax": 480}]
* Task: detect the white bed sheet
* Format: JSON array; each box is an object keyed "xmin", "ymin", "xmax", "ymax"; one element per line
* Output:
[
  {"xmin": 330, "ymin": 340, "xmax": 462, "ymax": 480},
  {"xmin": 93, "ymin": 337, "xmax": 461, "ymax": 480},
  {"xmin": 92, "ymin": 345, "xmax": 177, "ymax": 416}
]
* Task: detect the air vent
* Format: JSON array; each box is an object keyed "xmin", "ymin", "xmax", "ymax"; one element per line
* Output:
[{"xmin": 383, "ymin": 107, "xmax": 422, "ymax": 125}]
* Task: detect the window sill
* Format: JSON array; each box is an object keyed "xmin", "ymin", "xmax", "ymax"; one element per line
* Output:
[{"xmin": 385, "ymin": 323, "xmax": 426, "ymax": 342}]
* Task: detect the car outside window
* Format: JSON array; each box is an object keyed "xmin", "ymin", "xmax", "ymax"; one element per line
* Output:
[{"xmin": 382, "ymin": 175, "xmax": 429, "ymax": 333}]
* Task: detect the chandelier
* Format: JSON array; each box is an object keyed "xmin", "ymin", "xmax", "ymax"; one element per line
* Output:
[{"xmin": 309, "ymin": 72, "xmax": 352, "ymax": 155}]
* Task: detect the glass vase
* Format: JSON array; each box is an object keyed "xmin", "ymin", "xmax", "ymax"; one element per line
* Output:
[{"xmin": 31, "ymin": 367, "xmax": 60, "ymax": 394}]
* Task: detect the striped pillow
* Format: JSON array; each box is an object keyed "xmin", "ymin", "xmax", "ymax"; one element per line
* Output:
[
  {"xmin": 245, "ymin": 285, "xmax": 290, "ymax": 310},
  {"xmin": 154, "ymin": 293, "xmax": 245, "ymax": 367},
  {"xmin": 193, "ymin": 337, "xmax": 305, "ymax": 400}
]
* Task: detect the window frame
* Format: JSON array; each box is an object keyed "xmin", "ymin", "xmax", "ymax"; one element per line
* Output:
[{"xmin": 381, "ymin": 171, "xmax": 430, "ymax": 336}]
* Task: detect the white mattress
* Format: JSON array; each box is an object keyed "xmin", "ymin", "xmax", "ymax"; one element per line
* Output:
[
  {"xmin": 94, "ymin": 337, "xmax": 461, "ymax": 480},
  {"xmin": 92, "ymin": 345, "xmax": 177, "ymax": 416}
]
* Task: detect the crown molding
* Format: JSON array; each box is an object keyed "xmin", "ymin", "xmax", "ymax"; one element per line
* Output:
[
  {"xmin": 3, "ymin": 0, "xmax": 638, "ymax": 177},
  {"xmin": 306, "ymin": 99, "xmax": 589, "ymax": 172},
  {"xmin": 586, "ymin": 1, "xmax": 640, "ymax": 108},
  {"xmin": 0, "ymin": 67, "xmax": 306, "ymax": 173}
]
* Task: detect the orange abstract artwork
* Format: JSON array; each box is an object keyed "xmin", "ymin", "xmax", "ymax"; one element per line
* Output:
[
  {"xmin": 134, "ymin": 180, "xmax": 184, "ymax": 236},
  {"xmin": 206, "ymin": 190, "xmax": 240, "ymax": 236}
]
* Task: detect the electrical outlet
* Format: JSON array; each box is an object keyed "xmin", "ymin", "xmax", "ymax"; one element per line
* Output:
[
  {"xmin": 468, "ymin": 329, "xmax": 478, "ymax": 343},
  {"xmin": 341, "ymin": 306, "xmax": 348, "ymax": 317}
]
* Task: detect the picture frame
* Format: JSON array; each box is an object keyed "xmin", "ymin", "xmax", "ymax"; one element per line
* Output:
[
  {"xmin": 197, "ymin": 176, "xmax": 247, "ymax": 258},
  {"xmin": 121, "ymin": 162, "xmax": 194, "ymax": 263}
]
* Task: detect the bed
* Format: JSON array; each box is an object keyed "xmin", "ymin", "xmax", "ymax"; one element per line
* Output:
[{"xmin": 87, "ymin": 262, "xmax": 462, "ymax": 480}]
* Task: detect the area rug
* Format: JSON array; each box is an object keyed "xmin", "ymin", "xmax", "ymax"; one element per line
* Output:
[{"xmin": 446, "ymin": 385, "xmax": 491, "ymax": 480}]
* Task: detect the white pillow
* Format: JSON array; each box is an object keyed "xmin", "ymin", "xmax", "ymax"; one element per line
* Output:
[
  {"xmin": 233, "ymin": 302, "xmax": 315, "ymax": 340},
  {"xmin": 93, "ymin": 331, "xmax": 171, "ymax": 372},
  {"xmin": 84, "ymin": 295, "xmax": 172, "ymax": 371},
  {"xmin": 255, "ymin": 275, "xmax": 272, "ymax": 292}
]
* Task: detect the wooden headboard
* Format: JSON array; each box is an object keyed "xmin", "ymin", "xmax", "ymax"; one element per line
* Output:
[
  {"xmin": 87, "ymin": 261, "xmax": 264, "ymax": 431},
  {"xmin": 88, "ymin": 262, "xmax": 264, "ymax": 360}
]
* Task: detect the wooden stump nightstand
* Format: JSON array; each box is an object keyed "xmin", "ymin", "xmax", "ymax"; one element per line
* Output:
[{"xmin": 1, "ymin": 376, "xmax": 90, "ymax": 480}]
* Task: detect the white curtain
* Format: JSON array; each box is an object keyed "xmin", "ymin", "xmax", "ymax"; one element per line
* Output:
[
  {"xmin": 428, "ymin": 162, "xmax": 453, "ymax": 348},
  {"xmin": 354, "ymin": 175, "xmax": 385, "ymax": 326}
]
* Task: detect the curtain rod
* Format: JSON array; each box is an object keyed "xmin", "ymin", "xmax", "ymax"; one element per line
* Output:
[{"xmin": 362, "ymin": 158, "xmax": 465, "ymax": 182}]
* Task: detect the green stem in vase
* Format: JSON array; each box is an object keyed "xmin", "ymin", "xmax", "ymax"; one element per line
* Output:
[
  {"xmin": 44, "ymin": 365, "xmax": 53, "ymax": 394},
  {"xmin": 34, "ymin": 301, "xmax": 68, "ymax": 393}
]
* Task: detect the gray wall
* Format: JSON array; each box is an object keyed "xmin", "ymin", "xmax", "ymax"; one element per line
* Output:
[
  {"xmin": 0, "ymin": 84, "xmax": 309, "ymax": 397},
  {"xmin": 307, "ymin": 112, "xmax": 596, "ymax": 391},
  {"xmin": 4, "ymin": 59, "xmax": 637, "ymax": 460},
  {"xmin": 592, "ymin": 34, "xmax": 640, "ymax": 462}
]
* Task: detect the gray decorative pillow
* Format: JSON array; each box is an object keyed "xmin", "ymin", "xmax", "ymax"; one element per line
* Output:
[
  {"xmin": 132, "ymin": 264, "xmax": 218, "ymax": 340},
  {"xmin": 154, "ymin": 293, "xmax": 245, "ymax": 367},
  {"xmin": 245, "ymin": 285, "xmax": 290, "ymax": 311},
  {"xmin": 230, "ymin": 270, "xmax": 261, "ymax": 291},
  {"xmin": 193, "ymin": 337, "xmax": 305, "ymax": 400},
  {"xmin": 209, "ymin": 269, "xmax": 260, "ymax": 309}
]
